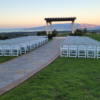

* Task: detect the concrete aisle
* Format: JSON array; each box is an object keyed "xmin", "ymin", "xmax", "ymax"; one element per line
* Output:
[{"xmin": 0, "ymin": 37, "xmax": 66, "ymax": 92}]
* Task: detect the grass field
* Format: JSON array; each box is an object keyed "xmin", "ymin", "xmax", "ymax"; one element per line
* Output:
[
  {"xmin": 0, "ymin": 35, "xmax": 100, "ymax": 100},
  {"xmin": 0, "ymin": 56, "xmax": 16, "ymax": 64},
  {"xmin": 84, "ymin": 34, "xmax": 100, "ymax": 41},
  {"xmin": 0, "ymin": 57, "xmax": 100, "ymax": 100}
]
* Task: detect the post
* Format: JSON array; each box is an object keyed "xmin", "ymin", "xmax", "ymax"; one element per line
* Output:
[
  {"xmin": 72, "ymin": 21, "xmax": 74, "ymax": 34},
  {"xmin": 46, "ymin": 22, "xmax": 48, "ymax": 34},
  {"xmin": 50, "ymin": 22, "xmax": 52, "ymax": 34}
]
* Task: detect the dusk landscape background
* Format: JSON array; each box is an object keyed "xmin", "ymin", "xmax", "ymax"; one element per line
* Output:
[{"xmin": 0, "ymin": 0, "xmax": 100, "ymax": 30}]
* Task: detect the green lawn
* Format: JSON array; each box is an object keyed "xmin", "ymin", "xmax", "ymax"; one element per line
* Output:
[
  {"xmin": 0, "ymin": 57, "xmax": 100, "ymax": 100},
  {"xmin": 0, "ymin": 56, "xmax": 16, "ymax": 64},
  {"xmin": 0, "ymin": 35, "xmax": 100, "ymax": 100},
  {"xmin": 84, "ymin": 34, "xmax": 100, "ymax": 41}
]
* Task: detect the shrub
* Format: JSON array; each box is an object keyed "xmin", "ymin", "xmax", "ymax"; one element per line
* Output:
[
  {"xmin": 69, "ymin": 29, "xmax": 83, "ymax": 36},
  {"xmin": 0, "ymin": 36, "xmax": 1, "ymax": 39},
  {"xmin": 74, "ymin": 32, "xmax": 82, "ymax": 36},
  {"xmin": 74, "ymin": 29, "xmax": 83, "ymax": 36},
  {"xmin": 69, "ymin": 33, "xmax": 74, "ymax": 36},
  {"xmin": 37, "ymin": 30, "xmax": 47, "ymax": 36},
  {"xmin": 4, "ymin": 35, "xmax": 9, "ymax": 39},
  {"xmin": 0, "ymin": 35, "xmax": 9, "ymax": 40},
  {"xmin": 52, "ymin": 32, "xmax": 56, "ymax": 37},
  {"xmin": 83, "ymin": 27, "xmax": 87, "ymax": 34},
  {"xmin": 52, "ymin": 30, "xmax": 58, "ymax": 37},
  {"xmin": 48, "ymin": 33, "xmax": 53, "ymax": 39}
]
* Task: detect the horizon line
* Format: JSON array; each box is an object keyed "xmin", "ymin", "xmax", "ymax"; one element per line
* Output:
[{"xmin": 0, "ymin": 23, "xmax": 100, "ymax": 29}]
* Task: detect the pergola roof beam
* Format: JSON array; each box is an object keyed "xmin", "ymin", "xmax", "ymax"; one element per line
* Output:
[{"xmin": 45, "ymin": 17, "xmax": 76, "ymax": 22}]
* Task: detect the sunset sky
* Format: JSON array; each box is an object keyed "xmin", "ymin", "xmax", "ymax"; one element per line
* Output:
[{"xmin": 0, "ymin": 0, "xmax": 100, "ymax": 29}]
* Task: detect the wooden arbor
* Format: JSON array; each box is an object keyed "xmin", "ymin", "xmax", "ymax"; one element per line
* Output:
[{"xmin": 44, "ymin": 17, "xmax": 76, "ymax": 34}]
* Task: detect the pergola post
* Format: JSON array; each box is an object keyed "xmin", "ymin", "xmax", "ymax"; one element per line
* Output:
[
  {"xmin": 72, "ymin": 21, "xmax": 74, "ymax": 34},
  {"xmin": 50, "ymin": 22, "xmax": 52, "ymax": 34},
  {"xmin": 46, "ymin": 22, "xmax": 48, "ymax": 34}
]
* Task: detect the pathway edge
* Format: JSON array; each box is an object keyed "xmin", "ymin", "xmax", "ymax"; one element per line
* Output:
[{"xmin": 0, "ymin": 52, "xmax": 60, "ymax": 96}]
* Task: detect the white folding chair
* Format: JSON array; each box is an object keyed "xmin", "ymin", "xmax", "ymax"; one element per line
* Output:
[
  {"xmin": 31, "ymin": 41, "xmax": 36, "ymax": 50},
  {"xmin": 0, "ymin": 45, "xmax": 4, "ymax": 56},
  {"xmin": 87, "ymin": 45, "xmax": 96, "ymax": 58},
  {"xmin": 60, "ymin": 45, "xmax": 69, "ymax": 57},
  {"xmin": 96, "ymin": 44, "xmax": 100, "ymax": 59},
  {"xmin": 11, "ymin": 45, "xmax": 20, "ymax": 56},
  {"xmin": 26, "ymin": 42, "xmax": 32, "ymax": 51},
  {"xmin": 3, "ymin": 45, "xmax": 12, "ymax": 56},
  {"xmin": 69, "ymin": 45, "xmax": 77, "ymax": 57},
  {"xmin": 35, "ymin": 40, "xmax": 39, "ymax": 47},
  {"xmin": 45, "ymin": 37, "xmax": 48, "ymax": 43},
  {"xmin": 19, "ymin": 43, "xmax": 27, "ymax": 54},
  {"xmin": 78, "ymin": 45, "xmax": 86, "ymax": 58}
]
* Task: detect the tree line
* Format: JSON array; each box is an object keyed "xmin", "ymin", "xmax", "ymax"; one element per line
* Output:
[{"xmin": 0, "ymin": 32, "xmax": 36, "ymax": 40}]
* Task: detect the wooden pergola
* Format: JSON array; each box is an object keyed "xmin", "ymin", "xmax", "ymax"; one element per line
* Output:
[{"xmin": 44, "ymin": 17, "xmax": 76, "ymax": 34}]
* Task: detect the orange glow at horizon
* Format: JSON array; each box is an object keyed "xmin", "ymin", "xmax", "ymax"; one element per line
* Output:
[{"xmin": 0, "ymin": 16, "xmax": 100, "ymax": 29}]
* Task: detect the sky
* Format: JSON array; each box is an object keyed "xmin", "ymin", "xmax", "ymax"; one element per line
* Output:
[{"xmin": 0, "ymin": 0, "xmax": 100, "ymax": 29}]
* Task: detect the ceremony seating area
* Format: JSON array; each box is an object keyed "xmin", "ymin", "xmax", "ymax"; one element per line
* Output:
[
  {"xmin": 60, "ymin": 36, "xmax": 100, "ymax": 58},
  {"xmin": 0, "ymin": 36, "xmax": 48, "ymax": 56}
]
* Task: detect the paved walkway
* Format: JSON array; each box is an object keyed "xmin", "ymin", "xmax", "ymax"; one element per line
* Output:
[{"xmin": 0, "ymin": 37, "xmax": 66, "ymax": 95}]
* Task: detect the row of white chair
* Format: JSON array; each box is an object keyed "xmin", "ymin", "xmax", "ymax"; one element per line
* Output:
[
  {"xmin": 60, "ymin": 36, "xmax": 100, "ymax": 59},
  {"xmin": 0, "ymin": 36, "xmax": 48, "ymax": 56},
  {"xmin": 0, "ymin": 36, "xmax": 48, "ymax": 45},
  {"xmin": 60, "ymin": 44, "xmax": 100, "ymax": 59},
  {"xmin": 63, "ymin": 36, "xmax": 98, "ymax": 45}
]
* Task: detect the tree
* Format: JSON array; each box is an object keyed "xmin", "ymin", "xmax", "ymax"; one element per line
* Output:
[
  {"xmin": 43, "ymin": 30, "xmax": 46, "ymax": 35},
  {"xmin": 74, "ymin": 29, "xmax": 83, "ymax": 36},
  {"xmin": 37, "ymin": 30, "xmax": 47, "ymax": 36},
  {"xmin": 52, "ymin": 30, "xmax": 58, "ymax": 37},
  {"xmin": 48, "ymin": 33, "xmax": 53, "ymax": 39},
  {"xmin": 83, "ymin": 27, "xmax": 87, "ymax": 34}
]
